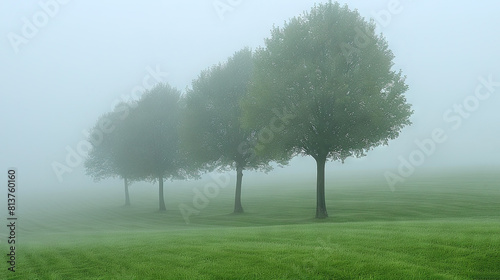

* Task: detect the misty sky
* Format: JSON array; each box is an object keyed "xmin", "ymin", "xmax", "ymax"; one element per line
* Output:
[{"xmin": 1, "ymin": 1, "xmax": 499, "ymax": 193}]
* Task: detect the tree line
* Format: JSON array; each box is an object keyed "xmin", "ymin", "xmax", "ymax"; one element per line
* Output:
[{"xmin": 84, "ymin": 1, "xmax": 412, "ymax": 219}]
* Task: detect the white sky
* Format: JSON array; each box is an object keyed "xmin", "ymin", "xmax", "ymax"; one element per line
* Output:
[{"xmin": 1, "ymin": 1, "xmax": 499, "ymax": 193}]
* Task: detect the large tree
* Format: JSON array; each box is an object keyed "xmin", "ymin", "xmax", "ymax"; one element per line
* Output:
[
  {"xmin": 85, "ymin": 104, "xmax": 138, "ymax": 206},
  {"xmin": 242, "ymin": 1, "xmax": 413, "ymax": 218},
  {"xmin": 182, "ymin": 48, "xmax": 282, "ymax": 213},
  {"xmin": 124, "ymin": 83, "xmax": 192, "ymax": 211}
]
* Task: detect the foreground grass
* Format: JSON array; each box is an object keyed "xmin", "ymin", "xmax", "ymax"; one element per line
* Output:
[
  {"xmin": 9, "ymin": 219, "xmax": 500, "ymax": 279},
  {"xmin": 2, "ymin": 170, "xmax": 499, "ymax": 279}
]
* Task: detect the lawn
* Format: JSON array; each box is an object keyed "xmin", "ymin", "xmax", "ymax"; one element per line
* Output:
[{"xmin": 2, "ymin": 170, "xmax": 499, "ymax": 279}]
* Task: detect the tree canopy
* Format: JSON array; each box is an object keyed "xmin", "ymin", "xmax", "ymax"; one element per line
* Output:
[
  {"xmin": 84, "ymin": 104, "xmax": 138, "ymax": 206},
  {"xmin": 182, "ymin": 48, "xmax": 282, "ymax": 213},
  {"xmin": 84, "ymin": 1, "xmax": 412, "ymax": 219},
  {"xmin": 242, "ymin": 1, "xmax": 413, "ymax": 218},
  {"xmin": 126, "ymin": 83, "xmax": 195, "ymax": 211}
]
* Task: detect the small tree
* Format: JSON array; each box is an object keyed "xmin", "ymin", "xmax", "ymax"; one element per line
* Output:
[
  {"xmin": 85, "ymin": 105, "xmax": 138, "ymax": 206},
  {"xmin": 182, "ymin": 48, "xmax": 281, "ymax": 213},
  {"xmin": 242, "ymin": 1, "xmax": 413, "ymax": 218},
  {"xmin": 125, "ymin": 83, "xmax": 192, "ymax": 211}
]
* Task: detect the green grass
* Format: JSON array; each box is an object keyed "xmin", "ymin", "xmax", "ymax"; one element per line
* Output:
[{"xmin": 2, "ymin": 170, "xmax": 499, "ymax": 279}]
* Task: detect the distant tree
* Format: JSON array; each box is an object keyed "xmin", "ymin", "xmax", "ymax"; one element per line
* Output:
[
  {"xmin": 125, "ymin": 83, "xmax": 193, "ymax": 211},
  {"xmin": 182, "ymin": 48, "xmax": 282, "ymax": 213},
  {"xmin": 242, "ymin": 1, "xmax": 413, "ymax": 218},
  {"xmin": 85, "ymin": 105, "xmax": 137, "ymax": 206}
]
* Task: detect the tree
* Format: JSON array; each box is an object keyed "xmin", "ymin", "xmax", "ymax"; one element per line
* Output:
[
  {"xmin": 125, "ymin": 83, "xmax": 192, "ymax": 211},
  {"xmin": 242, "ymin": 1, "xmax": 413, "ymax": 218},
  {"xmin": 182, "ymin": 48, "xmax": 282, "ymax": 213},
  {"xmin": 85, "ymin": 104, "xmax": 138, "ymax": 206}
]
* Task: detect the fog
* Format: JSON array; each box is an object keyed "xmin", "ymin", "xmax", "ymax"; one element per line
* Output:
[{"xmin": 1, "ymin": 0, "xmax": 499, "ymax": 202}]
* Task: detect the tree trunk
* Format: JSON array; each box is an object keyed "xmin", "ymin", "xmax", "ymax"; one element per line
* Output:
[
  {"xmin": 158, "ymin": 176, "xmax": 166, "ymax": 211},
  {"xmin": 315, "ymin": 156, "xmax": 328, "ymax": 218},
  {"xmin": 233, "ymin": 166, "xmax": 244, "ymax": 213},
  {"xmin": 124, "ymin": 177, "xmax": 131, "ymax": 206}
]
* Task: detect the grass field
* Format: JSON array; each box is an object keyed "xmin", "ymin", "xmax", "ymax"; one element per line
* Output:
[{"xmin": 2, "ymin": 169, "xmax": 499, "ymax": 279}]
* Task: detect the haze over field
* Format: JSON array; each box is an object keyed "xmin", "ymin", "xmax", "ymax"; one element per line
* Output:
[
  {"xmin": 1, "ymin": 2, "xmax": 500, "ymax": 278},
  {"xmin": 1, "ymin": 1, "xmax": 499, "ymax": 198}
]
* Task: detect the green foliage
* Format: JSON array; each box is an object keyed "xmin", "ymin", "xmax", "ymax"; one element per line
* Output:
[
  {"xmin": 241, "ymin": 1, "xmax": 413, "ymax": 218},
  {"xmin": 86, "ymin": 83, "xmax": 193, "ymax": 184},
  {"xmin": 242, "ymin": 1, "xmax": 413, "ymax": 162},
  {"xmin": 85, "ymin": 1, "xmax": 413, "ymax": 217},
  {"xmin": 85, "ymin": 83, "xmax": 195, "ymax": 210},
  {"xmin": 125, "ymin": 83, "xmax": 193, "ymax": 182},
  {"xmin": 182, "ymin": 48, "xmax": 286, "ymax": 213},
  {"xmin": 84, "ymin": 104, "xmax": 138, "ymax": 182},
  {"xmin": 182, "ymin": 48, "xmax": 277, "ymax": 172}
]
